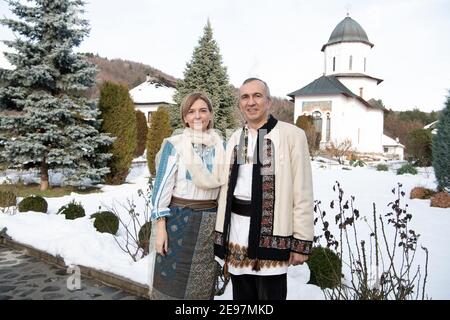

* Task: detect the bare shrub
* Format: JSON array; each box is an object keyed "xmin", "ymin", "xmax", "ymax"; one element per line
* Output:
[
  {"xmin": 313, "ymin": 182, "xmax": 429, "ymax": 300},
  {"xmin": 325, "ymin": 139, "xmax": 353, "ymax": 165}
]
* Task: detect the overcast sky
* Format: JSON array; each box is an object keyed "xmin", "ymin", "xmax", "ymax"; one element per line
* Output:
[{"xmin": 1, "ymin": 0, "xmax": 449, "ymax": 112}]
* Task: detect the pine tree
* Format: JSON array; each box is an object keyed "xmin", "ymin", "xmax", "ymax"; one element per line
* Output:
[
  {"xmin": 134, "ymin": 110, "xmax": 148, "ymax": 157},
  {"xmin": 0, "ymin": 0, "xmax": 113, "ymax": 190},
  {"xmin": 172, "ymin": 20, "xmax": 237, "ymax": 135},
  {"xmin": 98, "ymin": 82, "xmax": 137, "ymax": 185},
  {"xmin": 147, "ymin": 107, "xmax": 172, "ymax": 175},
  {"xmin": 432, "ymin": 92, "xmax": 450, "ymax": 191}
]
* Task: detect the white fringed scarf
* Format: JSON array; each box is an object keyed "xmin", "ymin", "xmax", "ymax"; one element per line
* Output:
[{"xmin": 156, "ymin": 128, "xmax": 225, "ymax": 190}]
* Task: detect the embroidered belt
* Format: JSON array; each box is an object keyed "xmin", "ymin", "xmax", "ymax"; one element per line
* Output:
[
  {"xmin": 170, "ymin": 196, "xmax": 217, "ymax": 211},
  {"xmin": 231, "ymin": 197, "xmax": 252, "ymax": 217}
]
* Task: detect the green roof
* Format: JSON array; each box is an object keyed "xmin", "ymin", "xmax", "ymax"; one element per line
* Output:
[
  {"xmin": 287, "ymin": 75, "xmax": 354, "ymax": 98},
  {"xmin": 287, "ymin": 75, "xmax": 386, "ymax": 111},
  {"xmin": 321, "ymin": 16, "xmax": 374, "ymax": 51}
]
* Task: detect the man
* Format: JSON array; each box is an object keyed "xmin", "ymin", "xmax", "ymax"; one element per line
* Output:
[{"xmin": 214, "ymin": 78, "xmax": 314, "ymax": 300}]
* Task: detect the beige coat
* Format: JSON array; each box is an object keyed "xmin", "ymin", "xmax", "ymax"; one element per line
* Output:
[{"xmin": 214, "ymin": 120, "xmax": 314, "ymax": 259}]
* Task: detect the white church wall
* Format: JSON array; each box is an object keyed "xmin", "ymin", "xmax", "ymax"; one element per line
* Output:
[
  {"xmin": 295, "ymin": 95, "xmax": 384, "ymax": 153},
  {"xmin": 336, "ymin": 101, "xmax": 383, "ymax": 153},
  {"xmin": 336, "ymin": 77, "xmax": 379, "ymax": 101},
  {"xmin": 330, "ymin": 96, "xmax": 360, "ymax": 146},
  {"xmin": 359, "ymin": 107, "xmax": 384, "ymax": 153}
]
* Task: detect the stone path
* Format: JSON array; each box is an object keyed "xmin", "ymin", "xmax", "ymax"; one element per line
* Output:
[{"xmin": 0, "ymin": 245, "xmax": 144, "ymax": 300}]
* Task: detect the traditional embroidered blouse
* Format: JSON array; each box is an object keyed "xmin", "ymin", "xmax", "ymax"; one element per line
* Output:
[{"xmin": 150, "ymin": 140, "xmax": 221, "ymax": 221}]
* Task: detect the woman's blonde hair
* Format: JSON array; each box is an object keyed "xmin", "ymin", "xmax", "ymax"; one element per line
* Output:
[{"xmin": 180, "ymin": 92, "xmax": 214, "ymax": 129}]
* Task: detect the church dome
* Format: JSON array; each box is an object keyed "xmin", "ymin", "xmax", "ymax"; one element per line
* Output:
[{"xmin": 321, "ymin": 16, "xmax": 374, "ymax": 51}]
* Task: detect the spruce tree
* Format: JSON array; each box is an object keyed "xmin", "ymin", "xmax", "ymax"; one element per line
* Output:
[
  {"xmin": 98, "ymin": 82, "xmax": 137, "ymax": 185},
  {"xmin": 0, "ymin": 0, "xmax": 113, "ymax": 190},
  {"xmin": 172, "ymin": 20, "xmax": 237, "ymax": 135},
  {"xmin": 147, "ymin": 107, "xmax": 172, "ymax": 175},
  {"xmin": 134, "ymin": 110, "xmax": 148, "ymax": 157},
  {"xmin": 432, "ymin": 92, "xmax": 450, "ymax": 191}
]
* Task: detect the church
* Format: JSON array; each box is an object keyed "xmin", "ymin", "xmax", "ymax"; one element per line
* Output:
[{"xmin": 288, "ymin": 15, "xmax": 404, "ymax": 159}]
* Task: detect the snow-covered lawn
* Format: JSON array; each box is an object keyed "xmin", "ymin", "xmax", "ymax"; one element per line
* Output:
[{"xmin": 0, "ymin": 161, "xmax": 448, "ymax": 300}]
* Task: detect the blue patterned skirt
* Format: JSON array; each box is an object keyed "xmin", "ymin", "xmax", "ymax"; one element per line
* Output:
[{"xmin": 151, "ymin": 205, "xmax": 217, "ymax": 300}]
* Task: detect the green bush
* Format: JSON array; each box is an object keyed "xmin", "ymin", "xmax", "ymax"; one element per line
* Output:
[
  {"xmin": 307, "ymin": 246, "xmax": 342, "ymax": 289},
  {"xmin": 0, "ymin": 190, "xmax": 17, "ymax": 207},
  {"xmin": 146, "ymin": 106, "xmax": 172, "ymax": 175},
  {"xmin": 407, "ymin": 128, "xmax": 432, "ymax": 166},
  {"xmin": 295, "ymin": 115, "xmax": 319, "ymax": 154},
  {"xmin": 18, "ymin": 195, "xmax": 48, "ymax": 213},
  {"xmin": 397, "ymin": 163, "xmax": 418, "ymax": 175},
  {"xmin": 57, "ymin": 201, "xmax": 85, "ymax": 220},
  {"xmin": 98, "ymin": 81, "xmax": 137, "ymax": 185},
  {"xmin": 134, "ymin": 110, "xmax": 148, "ymax": 157},
  {"xmin": 350, "ymin": 159, "xmax": 366, "ymax": 167},
  {"xmin": 138, "ymin": 221, "xmax": 152, "ymax": 255},
  {"xmin": 376, "ymin": 163, "xmax": 389, "ymax": 171},
  {"xmin": 91, "ymin": 211, "xmax": 119, "ymax": 235}
]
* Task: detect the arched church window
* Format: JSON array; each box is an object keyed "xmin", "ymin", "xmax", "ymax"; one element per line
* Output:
[
  {"xmin": 333, "ymin": 57, "xmax": 336, "ymax": 72},
  {"xmin": 364, "ymin": 57, "xmax": 367, "ymax": 72},
  {"xmin": 312, "ymin": 111, "xmax": 323, "ymax": 135},
  {"xmin": 349, "ymin": 55, "xmax": 353, "ymax": 71},
  {"xmin": 326, "ymin": 113, "xmax": 331, "ymax": 142}
]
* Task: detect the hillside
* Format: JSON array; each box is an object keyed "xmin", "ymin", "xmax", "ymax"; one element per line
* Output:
[
  {"xmin": 83, "ymin": 54, "xmax": 178, "ymax": 99},
  {"xmin": 83, "ymin": 54, "xmax": 294, "ymax": 123}
]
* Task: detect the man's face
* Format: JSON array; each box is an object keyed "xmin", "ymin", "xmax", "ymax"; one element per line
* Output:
[{"xmin": 239, "ymin": 80, "xmax": 271, "ymax": 126}]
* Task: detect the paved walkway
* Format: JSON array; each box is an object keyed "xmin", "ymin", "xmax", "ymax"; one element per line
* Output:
[{"xmin": 0, "ymin": 245, "xmax": 144, "ymax": 300}]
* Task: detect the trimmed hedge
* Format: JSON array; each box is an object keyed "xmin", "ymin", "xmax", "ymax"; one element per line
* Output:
[
  {"xmin": 57, "ymin": 201, "xmax": 85, "ymax": 220},
  {"xmin": 376, "ymin": 163, "xmax": 389, "ymax": 171},
  {"xmin": 18, "ymin": 196, "xmax": 48, "ymax": 213},
  {"xmin": 134, "ymin": 110, "xmax": 148, "ymax": 157},
  {"xmin": 397, "ymin": 163, "xmax": 418, "ymax": 175},
  {"xmin": 98, "ymin": 81, "xmax": 137, "ymax": 185},
  {"xmin": 91, "ymin": 211, "xmax": 119, "ymax": 235},
  {"xmin": 146, "ymin": 106, "xmax": 172, "ymax": 175}
]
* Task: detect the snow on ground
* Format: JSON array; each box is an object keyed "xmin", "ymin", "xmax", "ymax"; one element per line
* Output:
[{"xmin": 1, "ymin": 161, "xmax": 449, "ymax": 299}]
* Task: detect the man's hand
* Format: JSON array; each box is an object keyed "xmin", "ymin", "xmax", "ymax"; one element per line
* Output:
[{"xmin": 289, "ymin": 252, "xmax": 309, "ymax": 266}]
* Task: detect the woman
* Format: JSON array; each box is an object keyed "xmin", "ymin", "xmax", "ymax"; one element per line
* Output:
[{"xmin": 149, "ymin": 92, "xmax": 225, "ymax": 300}]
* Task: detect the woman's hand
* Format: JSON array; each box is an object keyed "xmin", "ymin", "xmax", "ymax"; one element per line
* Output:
[{"xmin": 155, "ymin": 218, "xmax": 168, "ymax": 256}]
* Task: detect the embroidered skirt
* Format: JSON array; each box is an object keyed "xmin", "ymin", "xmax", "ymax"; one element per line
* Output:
[{"xmin": 151, "ymin": 205, "xmax": 217, "ymax": 300}]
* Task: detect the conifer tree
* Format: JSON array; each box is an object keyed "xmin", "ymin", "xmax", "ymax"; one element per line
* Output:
[
  {"xmin": 98, "ymin": 82, "xmax": 137, "ymax": 185},
  {"xmin": 432, "ymin": 92, "xmax": 450, "ymax": 191},
  {"xmin": 134, "ymin": 110, "xmax": 148, "ymax": 157},
  {"xmin": 0, "ymin": 0, "xmax": 113, "ymax": 190},
  {"xmin": 146, "ymin": 107, "xmax": 172, "ymax": 175},
  {"xmin": 172, "ymin": 20, "xmax": 237, "ymax": 135}
]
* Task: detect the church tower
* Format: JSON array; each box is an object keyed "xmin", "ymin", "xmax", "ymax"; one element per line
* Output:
[
  {"xmin": 288, "ymin": 14, "xmax": 389, "ymax": 155},
  {"xmin": 322, "ymin": 14, "xmax": 382, "ymax": 100}
]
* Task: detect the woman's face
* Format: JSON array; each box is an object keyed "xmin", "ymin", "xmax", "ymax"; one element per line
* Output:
[{"xmin": 184, "ymin": 99, "xmax": 212, "ymax": 132}]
